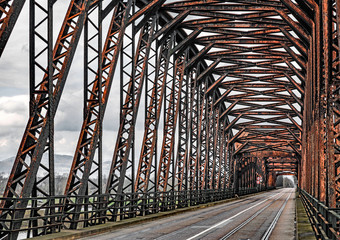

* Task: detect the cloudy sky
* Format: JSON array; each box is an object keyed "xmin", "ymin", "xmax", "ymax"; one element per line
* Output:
[{"xmin": 0, "ymin": 1, "xmax": 150, "ymax": 176}]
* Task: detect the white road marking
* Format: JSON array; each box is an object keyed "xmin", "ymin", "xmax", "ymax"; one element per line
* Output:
[
  {"xmin": 219, "ymin": 191, "xmax": 285, "ymax": 240},
  {"xmin": 186, "ymin": 191, "xmax": 283, "ymax": 240}
]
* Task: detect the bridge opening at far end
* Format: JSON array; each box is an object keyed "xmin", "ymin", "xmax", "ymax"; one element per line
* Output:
[{"xmin": 276, "ymin": 174, "xmax": 297, "ymax": 189}]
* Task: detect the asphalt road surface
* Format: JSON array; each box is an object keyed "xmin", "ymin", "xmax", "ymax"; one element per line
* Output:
[{"xmin": 81, "ymin": 188, "xmax": 295, "ymax": 240}]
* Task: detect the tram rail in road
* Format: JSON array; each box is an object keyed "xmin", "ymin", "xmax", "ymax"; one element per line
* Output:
[
  {"xmin": 81, "ymin": 188, "xmax": 296, "ymax": 240},
  {"xmin": 219, "ymin": 192, "xmax": 289, "ymax": 240}
]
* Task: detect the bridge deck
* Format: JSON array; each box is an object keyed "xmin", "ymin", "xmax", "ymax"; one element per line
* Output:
[{"xmin": 79, "ymin": 188, "xmax": 295, "ymax": 240}]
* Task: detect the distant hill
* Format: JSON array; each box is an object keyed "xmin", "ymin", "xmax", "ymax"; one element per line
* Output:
[
  {"xmin": 0, "ymin": 155, "xmax": 114, "ymax": 195},
  {"xmin": 0, "ymin": 154, "xmax": 74, "ymax": 176},
  {"xmin": 0, "ymin": 155, "xmax": 113, "ymax": 177}
]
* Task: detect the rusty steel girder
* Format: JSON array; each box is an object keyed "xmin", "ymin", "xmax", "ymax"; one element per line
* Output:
[
  {"xmin": 0, "ymin": 0, "xmax": 26, "ymax": 56},
  {"xmin": 331, "ymin": 0, "xmax": 340, "ymax": 207},
  {"xmin": 134, "ymin": 34, "xmax": 172, "ymax": 194},
  {"xmin": 63, "ymin": 0, "xmax": 133, "ymax": 227},
  {"xmin": 0, "ymin": 1, "xmax": 92, "ymax": 238},
  {"xmin": 2, "ymin": 0, "xmax": 340, "ymax": 238},
  {"xmin": 157, "ymin": 51, "xmax": 186, "ymax": 193}
]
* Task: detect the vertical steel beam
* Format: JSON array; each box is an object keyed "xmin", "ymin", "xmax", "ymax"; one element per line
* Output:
[
  {"xmin": 26, "ymin": 0, "xmax": 54, "ymax": 237},
  {"xmin": 324, "ymin": 0, "xmax": 335, "ymax": 207},
  {"xmin": 174, "ymin": 50, "xmax": 189, "ymax": 192},
  {"xmin": 63, "ymin": 0, "xmax": 132, "ymax": 228},
  {"xmin": 206, "ymin": 94, "xmax": 214, "ymax": 189},
  {"xmin": 333, "ymin": 0, "xmax": 340, "ymax": 207},
  {"xmin": 198, "ymin": 83, "xmax": 207, "ymax": 190},
  {"xmin": 157, "ymin": 50, "xmax": 186, "ymax": 192},
  {"xmin": 0, "ymin": 1, "xmax": 90, "ymax": 238},
  {"xmin": 83, "ymin": 0, "xmax": 103, "ymax": 197},
  {"xmin": 221, "ymin": 119, "xmax": 229, "ymax": 190},
  {"xmin": 82, "ymin": 0, "xmax": 103, "ymax": 228},
  {"xmin": 105, "ymin": 7, "xmax": 156, "ymax": 204},
  {"xmin": 214, "ymin": 107, "xmax": 222, "ymax": 189},
  {"xmin": 188, "ymin": 66, "xmax": 200, "ymax": 191},
  {"xmin": 134, "ymin": 32, "xmax": 172, "ymax": 194}
]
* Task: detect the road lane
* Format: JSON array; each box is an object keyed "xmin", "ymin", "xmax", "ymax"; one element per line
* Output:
[
  {"xmin": 81, "ymin": 188, "xmax": 295, "ymax": 240},
  {"xmin": 187, "ymin": 191, "xmax": 284, "ymax": 240}
]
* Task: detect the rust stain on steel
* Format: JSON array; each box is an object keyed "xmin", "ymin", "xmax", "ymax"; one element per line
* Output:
[{"xmin": 1, "ymin": 0, "xmax": 340, "ymax": 238}]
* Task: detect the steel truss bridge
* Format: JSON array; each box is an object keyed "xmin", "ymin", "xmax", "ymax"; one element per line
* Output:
[{"xmin": 0, "ymin": 0, "xmax": 339, "ymax": 239}]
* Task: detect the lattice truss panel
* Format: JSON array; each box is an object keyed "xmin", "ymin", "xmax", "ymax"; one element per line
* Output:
[
  {"xmin": 331, "ymin": 0, "xmax": 340, "ymax": 207},
  {"xmin": 2, "ymin": 0, "xmax": 340, "ymax": 238}
]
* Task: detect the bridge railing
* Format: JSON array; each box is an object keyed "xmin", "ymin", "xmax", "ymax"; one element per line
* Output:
[
  {"xmin": 0, "ymin": 187, "xmax": 263, "ymax": 239},
  {"xmin": 298, "ymin": 187, "xmax": 340, "ymax": 239},
  {"xmin": 0, "ymin": 196, "xmax": 65, "ymax": 239}
]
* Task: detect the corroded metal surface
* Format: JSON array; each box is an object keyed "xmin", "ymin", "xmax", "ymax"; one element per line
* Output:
[{"xmin": 0, "ymin": 0, "xmax": 339, "ymax": 239}]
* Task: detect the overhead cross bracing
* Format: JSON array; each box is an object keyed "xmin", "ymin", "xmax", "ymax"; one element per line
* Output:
[
  {"xmin": 164, "ymin": 0, "xmax": 306, "ymax": 155},
  {"xmin": 0, "ymin": 0, "xmax": 339, "ymax": 239}
]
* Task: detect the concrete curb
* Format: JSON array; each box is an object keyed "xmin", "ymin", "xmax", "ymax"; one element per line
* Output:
[
  {"xmin": 30, "ymin": 190, "xmax": 272, "ymax": 240},
  {"xmin": 295, "ymin": 191, "xmax": 316, "ymax": 240}
]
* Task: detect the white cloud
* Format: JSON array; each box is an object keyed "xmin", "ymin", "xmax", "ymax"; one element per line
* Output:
[{"xmin": 0, "ymin": 0, "xmax": 156, "ymax": 179}]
